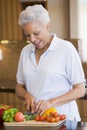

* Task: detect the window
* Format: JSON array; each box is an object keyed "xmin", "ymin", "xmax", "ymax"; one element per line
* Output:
[{"xmin": 78, "ymin": 0, "xmax": 87, "ymax": 62}]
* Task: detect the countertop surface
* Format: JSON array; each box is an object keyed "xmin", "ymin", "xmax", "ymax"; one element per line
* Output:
[
  {"xmin": 0, "ymin": 79, "xmax": 16, "ymax": 88},
  {"xmin": 0, "ymin": 79, "xmax": 15, "ymax": 93},
  {"xmin": 0, "ymin": 120, "xmax": 87, "ymax": 130}
]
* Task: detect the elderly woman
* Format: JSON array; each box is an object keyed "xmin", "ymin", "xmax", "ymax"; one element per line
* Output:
[{"xmin": 16, "ymin": 4, "xmax": 85, "ymax": 121}]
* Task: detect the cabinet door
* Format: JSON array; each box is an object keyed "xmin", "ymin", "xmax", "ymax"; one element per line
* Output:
[{"xmin": 77, "ymin": 99, "xmax": 87, "ymax": 122}]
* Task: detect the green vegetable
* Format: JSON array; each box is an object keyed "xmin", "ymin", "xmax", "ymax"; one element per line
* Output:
[
  {"xmin": 2, "ymin": 108, "xmax": 19, "ymax": 122},
  {"xmin": 25, "ymin": 113, "xmax": 37, "ymax": 121}
]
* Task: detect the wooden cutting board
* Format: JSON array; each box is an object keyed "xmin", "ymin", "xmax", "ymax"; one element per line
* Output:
[{"xmin": 4, "ymin": 120, "xmax": 65, "ymax": 127}]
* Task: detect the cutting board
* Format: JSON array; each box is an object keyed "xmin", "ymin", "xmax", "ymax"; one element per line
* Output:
[{"xmin": 4, "ymin": 120, "xmax": 65, "ymax": 127}]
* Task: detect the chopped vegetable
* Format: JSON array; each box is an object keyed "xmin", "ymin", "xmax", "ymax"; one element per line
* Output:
[
  {"xmin": 2, "ymin": 108, "xmax": 19, "ymax": 122},
  {"xmin": 25, "ymin": 113, "xmax": 37, "ymax": 121},
  {"xmin": 0, "ymin": 104, "xmax": 13, "ymax": 119},
  {"xmin": 42, "ymin": 108, "xmax": 57, "ymax": 117},
  {"xmin": 0, "ymin": 104, "xmax": 13, "ymax": 110}
]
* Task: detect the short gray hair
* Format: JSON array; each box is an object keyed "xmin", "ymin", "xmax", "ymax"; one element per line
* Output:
[{"xmin": 18, "ymin": 4, "xmax": 50, "ymax": 25}]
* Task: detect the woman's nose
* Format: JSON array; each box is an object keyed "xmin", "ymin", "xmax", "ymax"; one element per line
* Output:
[{"xmin": 29, "ymin": 35, "xmax": 36, "ymax": 43}]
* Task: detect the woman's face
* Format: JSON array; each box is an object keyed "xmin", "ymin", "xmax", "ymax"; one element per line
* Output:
[{"xmin": 23, "ymin": 21, "xmax": 50, "ymax": 49}]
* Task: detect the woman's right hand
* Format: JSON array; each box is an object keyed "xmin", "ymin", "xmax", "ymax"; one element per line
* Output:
[{"xmin": 24, "ymin": 92, "xmax": 36, "ymax": 113}]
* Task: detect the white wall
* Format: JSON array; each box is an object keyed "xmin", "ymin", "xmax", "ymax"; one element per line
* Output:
[
  {"xmin": 70, "ymin": 0, "xmax": 80, "ymax": 39},
  {"xmin": 47, "ymin": 0, "xmax": 69, "ymax": 39}
]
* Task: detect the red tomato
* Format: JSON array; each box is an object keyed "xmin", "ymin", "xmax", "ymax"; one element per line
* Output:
[
  {"xmin": 39, "ymin": 116, "xmax": 45, "ymax": 121},
  {"xmin": 14, "ymin": 112, "xmax": 24, "ymax": 122},
  {"xmin": 55, "ymin": 116, "xmax": 60, "ymax": 122},
  {"xmin": 0, "ymin": 109, "xmax": 4, "ymax": 118},
  {"xmin": 35, "ymin": 115, "xmax": 40, "ymax": 121},
  {"xmin": 46, "ymin": 116, "xmax": 52, "ymax": 122},
  {"xmin": 50, "ymin": 117, "xmax": 55, "ymax": 123},
  {"xmin": 60, "ymin": 114, "xmax": 66, "ymax": 120},
  {"xmin": 52, "ymin": 112, "xmax": 59, "ymax": 118},
  {"xmin": 50, "ymin": 111, "xmax": 54, "ymax": 116}
]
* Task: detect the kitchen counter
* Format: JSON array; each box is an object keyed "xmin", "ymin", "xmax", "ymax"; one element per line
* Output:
[
  {"xmin": 0, "ymin": 120, "xmax": 87, "ymax": 130},
  {"xmin": 0, "ymin": 79, "xmax": 16, "ymax": 88},
  {"xmin": 80, "ymin": 94, "xmax": 87, "ymax": 100},
  {"xmin": 0, "ymin": 87, "xmax": 15, "ymax": 93},
  {"xmin": 0, "ymin": 79, "xmax": 15, "ymax": 93}
]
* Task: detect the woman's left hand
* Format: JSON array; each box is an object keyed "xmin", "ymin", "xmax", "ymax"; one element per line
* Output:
[{"xmin": 35, "ymin": 100, "xmax": 54, "ymax": 115}]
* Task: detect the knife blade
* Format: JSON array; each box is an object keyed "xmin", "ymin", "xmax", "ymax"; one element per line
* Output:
[
  {"xmin": 25, "ymin": 106, "xmax": 37, "ymax": 115},
  {"xmin": 25, "ymin": 111, "xmax": 37, "ymax": 115}
]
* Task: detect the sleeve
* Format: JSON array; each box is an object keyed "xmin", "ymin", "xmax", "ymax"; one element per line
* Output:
[{"xmin": 66, "ymin": 43, "xmax": 85, "ymax": 85}]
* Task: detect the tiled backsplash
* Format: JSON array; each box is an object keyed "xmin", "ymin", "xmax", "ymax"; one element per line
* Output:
[{"xmin": 0, "ymin": 41, "xmax": 26, "ymax": 81}]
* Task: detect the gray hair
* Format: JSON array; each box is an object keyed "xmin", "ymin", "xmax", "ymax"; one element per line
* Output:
[{"xmin": 18, "ymin": 4, "xmax": 50, "ymax": 26}]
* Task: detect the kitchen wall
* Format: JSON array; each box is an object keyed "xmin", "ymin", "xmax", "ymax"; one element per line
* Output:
[{"xmin": 48, "ymin": 0, "xmax": 70, "ymax": 39}]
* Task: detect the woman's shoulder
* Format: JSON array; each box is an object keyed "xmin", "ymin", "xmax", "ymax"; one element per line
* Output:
[
  {"xmin": 59, "ymin": 38, "xmax": 77, "ymax": 52},
  {"xmin": 21, "ymin": 43, "xmax": 34, "ymax": 53},
  {"xmin": 19, "ymin": 43, "xmax": 34, "ymax": 58}
]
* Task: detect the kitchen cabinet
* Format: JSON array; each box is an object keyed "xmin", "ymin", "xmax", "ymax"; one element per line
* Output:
[
  {"xmin": 77, "ymin": 99, "xmax": 87, "ymax": 122},
  {"xmin": 0, "ymin": 92, "xmax": 25, "ymax": 113}
]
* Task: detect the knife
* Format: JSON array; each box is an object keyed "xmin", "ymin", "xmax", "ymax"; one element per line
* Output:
[
  {"xmin": 25, "ymin": 106, "xmax": 37, "ymax": 115},
  {"xmin": 25, "ymin": 111, "xmax": 37, "ymax": 115}
]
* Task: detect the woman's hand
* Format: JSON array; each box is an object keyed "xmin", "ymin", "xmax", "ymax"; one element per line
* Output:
[
  {"xmin": 35, "ymin": 99, "xmax": 54, "ymax": 115},
  {"xmin": 15, "ymin": 83, "xmax": 36, "ymax": 113},
  {"xmin": 24, "ymin": 93, "xmax": 36, "ymax": 113}
]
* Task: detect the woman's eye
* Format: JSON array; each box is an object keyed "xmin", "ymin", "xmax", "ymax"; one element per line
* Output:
[
  {"xmin": 26, "ymin": 35, "xmax": 29, "ymax": 37},
  {"xmin": 24, "ymin": 33, "xmax": 30, "ymax": 38},
  {"xmin": 34, "ymin": 32, "xmax": 40, "ymax": 36}
]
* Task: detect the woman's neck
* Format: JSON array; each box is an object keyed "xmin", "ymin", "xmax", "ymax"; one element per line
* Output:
[{"xmin": 35, "ymin": 35, "xmax": 53, "ymax": 64}]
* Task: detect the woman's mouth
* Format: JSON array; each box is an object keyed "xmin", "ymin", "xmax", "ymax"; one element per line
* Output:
[{"xmin": 34, "ymin": 41, "xmax": 42, "ymax": 48}]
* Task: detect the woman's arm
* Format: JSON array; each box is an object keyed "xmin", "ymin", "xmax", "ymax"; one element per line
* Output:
[
  {"xmin": 35, "ymin": 82, "xmax": 85, "ymax": 115},
  {"xmin": 15, "ymin": 83, "xmax": 36, "ymax": 113},
  {"xmin": 50, "ymin": 82, "xmax": 85, "ymax": 106},
  {"xmin": 15, "ymin": 83, "xmax": 27, "ymax": 99}
]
